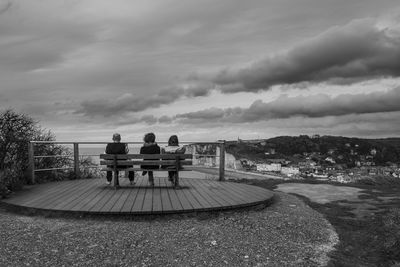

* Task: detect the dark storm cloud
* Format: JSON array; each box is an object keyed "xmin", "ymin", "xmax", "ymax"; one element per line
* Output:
[
  {"xmin": 0, "ymin": 1, "xmax": 11, "ymax": 15},
  {"xmin": 76, "ymin": 88, "xmax": 185, "ymax": 117},
  {"xmin": 76, "ymin": 83, "xmax": 215, "ymax": 117},
  {"xmin": 158, "ymin": 115, "xmax": 173, "ymax": 124},
  {"xmin": 140, "ymin": 115, "xmax": 158, "ymax": 125},
  {"xmin": 172, "ymin": 87, "xmax": 400, "ymax": 124},
  {"xmin": 175, "ymin": 107, "xmax": 226, "ymax": 120},
  {"xmin": 78, "ymin": 16, "xmax": 400, "ymax": 118},
  {"xmin": 212, "ymin": 18, "xmax": 400, "ymax": 92}
]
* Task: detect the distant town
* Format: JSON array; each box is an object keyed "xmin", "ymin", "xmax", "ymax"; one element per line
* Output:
[{"xmin": 189, "ymin": 135, "xmax": 400, "ymax": 183}]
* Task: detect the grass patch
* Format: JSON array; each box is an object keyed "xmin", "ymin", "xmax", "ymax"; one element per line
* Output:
[{"xmin": 244, "ymin": 178, "xmax": 400, "ymax": 267}]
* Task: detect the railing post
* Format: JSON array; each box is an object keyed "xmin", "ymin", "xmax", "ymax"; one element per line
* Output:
[
  {"xmin": 73, "ymin": 143, "xmax": 80, "ymax": 178},
  {"xmin": 28, "ymin": 142, "xmax": 35, "ymax": 184},
  {"xmin": 218, "ymin": 140, "xmax": 225, "ymax": 181}
]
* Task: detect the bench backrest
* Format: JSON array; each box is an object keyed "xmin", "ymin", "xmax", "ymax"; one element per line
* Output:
[{"xmin": 99, "ymin": 154, "xmax": 192, "ymax": 168}]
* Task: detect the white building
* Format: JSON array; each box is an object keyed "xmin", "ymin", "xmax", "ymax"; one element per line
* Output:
[
  {"xmin": 256, "ymin": 163, "xmax": 281, "ymax": 172},
  {"xmin": 281, "ymin": 166, "xmax": 300, "ymax": 176}
]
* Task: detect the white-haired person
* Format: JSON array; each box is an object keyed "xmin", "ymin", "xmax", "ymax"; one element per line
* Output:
[{"xmin": 105, "ymin": 133, "xmax": 135, "ymax": 186}]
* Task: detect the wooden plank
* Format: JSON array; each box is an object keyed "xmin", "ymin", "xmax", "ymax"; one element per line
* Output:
[
  {"xmin": 101, "ymin": 168, "xmax": 192, "ymax": 172},
  {"xmin": 22, "ymin": 179, "xmax": 87, "ymax": 208},
  {"xmin": 59, "ymin": 181, "xmax": 104, "ymax": 211},
  {"xmin": 15, "ymin": 180, "xmax": 80, "ymax": 206},
  {"xmin": 131, "ymin": 177, "xmax": 147, "ymax": 212},
  {"xmin": 100, "ymin": 160, "xmax": 192, "ymax": 166},
  {"xmin": 1, "ymin": 177, "xmax": 274, "ymax": 215},
  {"xmin": 46, "ymin": 180, "xmax": 99, "ymax": 210},
  {"xmin": 194, "ymin": 179, "xmax": 231, "ymax": 207},
  {"xmin": 205, "ymin": 179, "xmax": 269, "ymax": 206},
  {"xmin": 100, "ymin": 154, "xmax": 129, "ymax": 160},
  {"xmin": 100, "ymin": 186, "xmax": 126, "ymax": 213},
  {"xmin": 173, "ymin": 182, "xmax": 193, "ymax": 211},
  {"xmin": 108, "ymin": 178, "xmax": 137, "ymax": 213},
  {"xmin": 88, "ymin": 186, "xmax": 118, "ymax": 212},
  {"xmin": 106, "ymin": 187, "xmax": 131, "ymax": 213},
  {"xmin": 179, "ymin": 179, "xmax": 204, "ymax": 210},
  {"xmin": 100, "ymin": 154, "xmax": 192, "ymax": 160},
  {"xmin": 152, "ymin": 178, "xmax": 162, "ymax": 213},
  {"xmin": 203, "ymin": 180, "xmax": 247, "ymax": 206},
  {"xmin": 201, "ymin": 180, "xmax": 239, "ymax": 206},
  {"xmin": 142, "ymin": 182, "xmax": 153, "ymax": 213},
  {"xmin": 215, "ymin": 182, "xmax": 256, "ymax": 203},
  {"xmin": 190, "ymin": 179, "xmax": 232, "ymax": 207},
  {"xmin": 222, "ymin": 181, "xmax": 266, "ymax": 201},
  {"xmin": 221, "ymin": 181, "xmax": 271, "ymax": 205},
  {"xmin": 79, "ymin": 183, "xmax": 110, "ymax": 212},
  {"xmin": 120, "ymin": 177, "xmax": 145, "ymax": 212},
  {"xmin": 160, "ymin": 178, "xmax": 173, "ymax": 212},
  {"xmin": 128, "ymin": 168, "xmax": 191, "ymax": 171},
  {"xmin": 166, "ymin": 180, "xmax": 183, "ymax": 211},
  {"xmin": 5, "ymin": 180, "xmax": 78, "ymax": 205},
  {"xmin": 183, "ymin": 179, "xmax": 217, "ymax": 208},
  {"xmin": 197, "ymin": 180, "xmax": 233, "ymax": 207},
  {"xmin": 240, "ymin": 183, "xmax": 273, "ymax": 198}
]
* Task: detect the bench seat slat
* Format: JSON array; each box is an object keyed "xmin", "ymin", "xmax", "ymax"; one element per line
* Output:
[
  {"xmin": 100, "ymin": 153, "xmax": 193, "ymax": 188},
  {"xmin": 100, "ymin": 154, "xmax": 192, "ymax": 160},
  {"xmin": 99, "ymin": 160, "xmax": 192, "ymax": 166},
  {"xmin": 101, "ymin": 167, "xmax": 193, "ymax": 172}
]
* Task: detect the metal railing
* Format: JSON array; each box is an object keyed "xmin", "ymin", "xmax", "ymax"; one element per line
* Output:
[{"xmin": 28, "ymin": 141, "xmax": 226, "ymax": 184}]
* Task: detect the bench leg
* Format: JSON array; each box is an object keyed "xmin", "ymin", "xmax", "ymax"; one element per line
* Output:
[
  {"xmin": 174, "ymin": 172, "xmax": 180, "ymax": 189},
  {"xmin": 114, "ymin": 170, "xmax": 120, "ymax": 188}
]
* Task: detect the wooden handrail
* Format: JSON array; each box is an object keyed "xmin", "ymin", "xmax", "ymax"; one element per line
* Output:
[{"xmin": 28, "ymin": 140, "xmax": 226, "ymax": 184}]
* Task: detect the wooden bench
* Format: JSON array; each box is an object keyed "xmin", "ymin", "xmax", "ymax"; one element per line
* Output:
[{"xmin": 100, "ymin": 154, "xmax": 193, "ymax": 188}]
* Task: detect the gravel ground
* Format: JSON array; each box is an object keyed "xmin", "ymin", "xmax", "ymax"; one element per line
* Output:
[{"xmin": 0, "ymin": 192, "xmax": 338, "ymax": 267}]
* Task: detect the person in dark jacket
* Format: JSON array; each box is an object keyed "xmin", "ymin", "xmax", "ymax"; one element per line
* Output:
[
  {"xmin": 140, "ymin": 132, "xmax": 160, "ymax": 187},
  {"xmin": 105, "ymin": 133, "xmax": 135, "ymax": 186}
]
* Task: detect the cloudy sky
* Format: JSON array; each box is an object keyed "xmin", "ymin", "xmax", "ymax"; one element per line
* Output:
[{"xmin": 1, "ymin": 0, "xmax": 400, "ymax": 142}]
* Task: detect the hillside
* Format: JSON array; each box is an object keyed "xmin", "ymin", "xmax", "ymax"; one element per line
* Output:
[{"xmin": 226, "ymin": 135, "xmax": 400, "ymax": 165}]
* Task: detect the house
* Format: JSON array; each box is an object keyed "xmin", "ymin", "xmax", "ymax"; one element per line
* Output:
[
  {"xmin": 325, "ymin": 157, "xmax": 336, "ymax": 164},
  {"xmin": 256, "ymin": 163, "xmax": 281, "ymax": 172},
  {"xmin": 281, "ymin": 166, "xmax": 300, "ymax": 176},
  {"xmin": 298, "ymin": 160, "xmax": 317, "ymax": 169},
  {"xmin": 335, "ymin": 175, "xmax": 352, "ymax": 183},
  {"xmin": 264, "ymin": 148, "xmax": 276, "ymax": 155},
  {"xmin": 328, "ymin": 149, "xmax": 336, "ymax": 155}
]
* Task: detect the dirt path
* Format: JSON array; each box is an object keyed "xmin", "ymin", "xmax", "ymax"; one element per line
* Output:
[{"xmin": 0, "ymin": 192, "xmax": 337, "ymax": 266}]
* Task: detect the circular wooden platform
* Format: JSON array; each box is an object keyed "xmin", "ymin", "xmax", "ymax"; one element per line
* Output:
[{"xmin": 1, "ymin": 177, "xmax": 274, "ymax": 216}]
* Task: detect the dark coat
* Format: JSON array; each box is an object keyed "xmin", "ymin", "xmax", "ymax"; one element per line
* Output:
[
  {"xmin": 106, "ymin": 142, "xmax": 130, "ymax": 168},
  {"xmin": 140, "ymin": 143, "xmax": 160, "ymax": 169},
  {"xmin": 105, "ymin": 142, "xmax": 128, "ymax": 154}
]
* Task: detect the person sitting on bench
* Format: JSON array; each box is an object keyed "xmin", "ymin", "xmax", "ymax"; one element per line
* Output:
[
  {"xmin": 140, "ymin": 132, "xmax": 160, "ymax": 187},
  {"xmin": 162, "ymin": 135, "xmax": 186, "ymax": 184},
  {"xmin": 105, "ymin": 133, "xmax": 135, "ymax": 186}
]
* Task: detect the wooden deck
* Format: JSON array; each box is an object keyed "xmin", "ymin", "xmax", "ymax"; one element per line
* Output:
[{"xmin": 1, "ymin": 177, "xmax": 274, "ymax": 215}]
